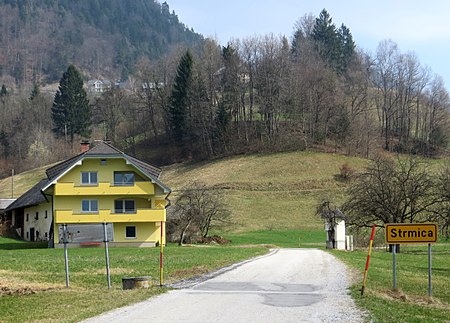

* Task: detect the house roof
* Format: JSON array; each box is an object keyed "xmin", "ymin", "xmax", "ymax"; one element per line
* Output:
[
  {"xmin": 5, "ymin": 179, "xmax": 49, "ymax": 212},
  {"xmin": 44, "ymin": 141, "xmax": 169, "ymax": 192},
  {"xmin": 0, "ymin": 199, "xmax": 16, "ymax": 210},
  {"xmin": 6, "ymin": 141, "xmax": 171, "ymax": 212}
]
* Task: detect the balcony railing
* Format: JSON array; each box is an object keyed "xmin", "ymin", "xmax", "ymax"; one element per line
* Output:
[
  {"xmin": 54, "ymin": 208, "xmax": 165, "ymax": 224},
  {"xmin": 54, "ymin": 181, "xmax": 155, "ymax": 196}
]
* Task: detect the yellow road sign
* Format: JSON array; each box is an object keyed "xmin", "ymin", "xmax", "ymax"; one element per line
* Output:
[{"xmin": 385, "ymin": 223, "xmax": 438, "ymax": 244}]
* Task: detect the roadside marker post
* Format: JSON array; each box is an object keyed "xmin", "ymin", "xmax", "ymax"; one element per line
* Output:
[
  {"xmin": 159, "ymin": 221, "xmax": 164, "ymax": 287},
  {"xmin": 385, "ymin": 223, "xmax": 438, "ymax": 297},
  {"xmin": 361, "ymin": 224, "xmax": 376, "ymax": 296}
]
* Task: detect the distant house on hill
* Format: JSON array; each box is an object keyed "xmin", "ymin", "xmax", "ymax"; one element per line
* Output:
[
  {"xmin": 87, "ymin": 79, "xmax": 112, "ymax": 93},
  {"xmin": 5, "ymin": 141, "xmax": 171, "ymax": 247}
]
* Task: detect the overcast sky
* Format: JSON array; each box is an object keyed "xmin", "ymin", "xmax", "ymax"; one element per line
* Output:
[{"xmin": 167, "ymin": 0, "xmax": 450, "ymax": 89}]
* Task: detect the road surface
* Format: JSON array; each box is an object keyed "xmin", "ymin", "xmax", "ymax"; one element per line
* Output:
[{"xmin": 84, "ymin": 248, "xmax": 366, "ymax": 322}]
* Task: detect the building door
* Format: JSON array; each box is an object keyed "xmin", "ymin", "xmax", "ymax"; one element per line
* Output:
[{"xmin": 30, "ymin": 228, "xmax": 35, "ymax": 242}]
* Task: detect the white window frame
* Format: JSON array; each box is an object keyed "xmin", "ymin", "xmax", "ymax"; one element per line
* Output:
[
  {"xmin": 81, "ymin": 199, "xmax": 98, "ymax": 213},
  {"xmin": 81, "ymin": 171, "xmax": 98, "ymax": 185}
]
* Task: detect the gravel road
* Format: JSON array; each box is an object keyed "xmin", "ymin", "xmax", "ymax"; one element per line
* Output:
[{"xmin": 84, "ymin": 248, "xmax": 366, "ymax": 323}]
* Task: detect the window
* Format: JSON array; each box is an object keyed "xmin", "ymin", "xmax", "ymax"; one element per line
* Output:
[
  {"xmin": 45, "ymin": 232, "xmax": 48, "ymax": 238},
  {"xmin": 115, "ymin": 200, "xmax": 135, "ymax": 213},
  {"xmin": 35, "ymin": 212, "xmax": 39, "ymax": 220},
  {"xmin": 45, "ymin": 210, "xmax": 48, "ymax": 219},
  {"xmin": 26, "ymin": 214, "xmax": 29, "ymax": 222},
  {"xmin": 81, "ymin": 200, "xmax": 98, "ymax": 213},
  {"xmin": 126, "ymin": 226, "xmax": 136, "ymax": 239},
  {"xmin": 81, "ymin": 171, "xmax": 98, "ymax": 185},
  {"xmin": 114, "ymin": 172, "xmax": 135, "ymax": 186},
  {"xmin": 100, "ymin": 159, "xmax": 107, "ymax": 165}
]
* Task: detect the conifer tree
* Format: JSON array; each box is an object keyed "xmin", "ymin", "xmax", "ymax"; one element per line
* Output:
[
  {"xmin": 312, "ymin": 9, "xmax": 338, "ymax": 66},
  {"xmin": 29, "ymin": 83, "xmax": 40, "ymax": 101},
  {"xmin": 169, "ymin": 50, "xmax": 193, "ymax": 148},
  {"xmin": 311, "ymin": 9, "xmax": 355, "ymax": 74},
  {"xmin": 51, "ymin": 65, "xmax": 91, "ymax": 142}
]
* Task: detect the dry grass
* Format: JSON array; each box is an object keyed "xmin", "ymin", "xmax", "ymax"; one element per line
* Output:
[
  {"xmin": 162, "ymin": 151, "xmax": 367, "ymax": 233},
  {"xmin": 0, "ymin": 270, "xmax": 63, "ymax": 296},
  {"xmin": 0, "ymin": 164, "xmax": 56, "ymax": 198}
]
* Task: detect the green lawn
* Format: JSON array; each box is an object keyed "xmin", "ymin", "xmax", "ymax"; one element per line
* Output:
[
  {"xmin": 0, "ymin": 237, "xmax": 267, "ymax": 322},
  {"xmin": 332, "ymin": 244, "xmax": 450, "ymax": 323}
]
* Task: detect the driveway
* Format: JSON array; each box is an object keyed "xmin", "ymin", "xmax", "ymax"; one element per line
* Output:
[{"xmin": 84, "ymin": 248, "xmax": 366, "ymax": 322}]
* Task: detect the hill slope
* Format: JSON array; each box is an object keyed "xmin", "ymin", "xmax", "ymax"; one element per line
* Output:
[
  {"xmin": 162, "ymin": 151, "xmax": 368, "ymax": 232},
  {"xmin": 1, "ymin": 151, "xmax": 368, "ymax": 232},
  {"xmin": 0, "ymin": 0, "xmax": 202, "ymax": 85}
]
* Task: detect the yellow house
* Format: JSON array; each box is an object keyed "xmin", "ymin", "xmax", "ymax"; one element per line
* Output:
[{"xmin": 6, "ymin": 141, "xmax": 171, "ymax": 247}]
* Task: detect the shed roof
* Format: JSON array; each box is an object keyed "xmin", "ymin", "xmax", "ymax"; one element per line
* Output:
[{"xmin": 5, "ymin": 179, "xmax": 49, "ymax": 211}]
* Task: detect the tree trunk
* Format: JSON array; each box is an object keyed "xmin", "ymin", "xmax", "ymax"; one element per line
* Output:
[{"xmin": 178, "ymin": 218, "xmax": 193, "ymax": 246}]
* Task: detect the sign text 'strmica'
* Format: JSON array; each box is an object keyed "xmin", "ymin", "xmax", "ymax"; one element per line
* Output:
[{"xmin": 385, "ymin": 223, "xmax": 438, "ymax": 244}]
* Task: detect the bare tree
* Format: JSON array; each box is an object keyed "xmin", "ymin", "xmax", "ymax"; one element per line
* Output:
[
  {"xmin": 92, "ymin": 88, "xmax": 127, "ymax": 143},
  {"xmin": 343, "ymin": 155, "xmax": 437, "ymax": 228},
  {"xmin": 169, "ymin": 181, "xmax": 230, "ymax": 245},
  {"xmin": 431, "ymin": 166, "xmax": 450, "ymax": 238}
]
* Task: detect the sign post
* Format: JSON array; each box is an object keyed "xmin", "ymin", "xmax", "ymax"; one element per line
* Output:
[
  {"xmin": 385, "ymin": 223, "xmax": 438, "ymax": 297},
  {"xmin": 103, "ymin": 222, "xmax": 111, "ymax": 289},
  {"xmin": 428, "ymin": 243, "xmax": 432, "ymax": 297},
  {"xmin": 63, "ymin": 223, "xmax": 70, "ymax": 288}
]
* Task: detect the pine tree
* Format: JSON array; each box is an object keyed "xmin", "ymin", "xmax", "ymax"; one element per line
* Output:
[
  {"xmin": 0, "ymin": 85, "xmax": 7, "ymax": 106},
  {"xmin": 0, "ymin": 85, "xmax": 7, "ymax": 97},
  {"xmin": 311, "ymin": 9, "xmax": 355, "ymax": 74},
  {"xmin": 169, "ymin": 50, "xmax": 193, "ymax": 148},
  {"xmin": 312, "ymin": 9, "xmax": 338, "ymax": 66},
  {"xmin": 337, "ymin": 24, "xmax": 355, "ymax": 72},
  {"xmin": 51, "ymin": 65, "xmax": 91, "ymax": 142},
  {"xmin": 29, "ymin": 83, "xmax": 40, "ymax": 101}
]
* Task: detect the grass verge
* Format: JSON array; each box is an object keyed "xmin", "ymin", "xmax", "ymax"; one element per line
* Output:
[
  {"xmin": 222, "ymin": 229, "xmax": 324, "ymax": 248},
  {"xmin": 0, "ymin": 238, "xmax": 267, "ymax": 322},
  {"xmin": 332, "ymin": 244, "xmax": 450, "ymax": 323}
]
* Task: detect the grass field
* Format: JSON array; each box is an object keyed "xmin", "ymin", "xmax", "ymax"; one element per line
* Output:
[
  {"xmin": 333, "ymin": 244, "xmax": 450, "ymax": 322},
  {"xmin": 0, "ymin": 237, "xmax": 267, "ymax": 322},
  {"xmin": 162, "ymin": 151, "xmax": 367, "ymax": 232},
  {"xmin": 1, "ymin": 151, "xmax": 449, "ymax": 322}
]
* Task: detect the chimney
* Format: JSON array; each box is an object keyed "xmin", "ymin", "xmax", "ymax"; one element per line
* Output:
[{"xmin": 80, "ymin": 140, "xmax": 90, "ymax": 153}]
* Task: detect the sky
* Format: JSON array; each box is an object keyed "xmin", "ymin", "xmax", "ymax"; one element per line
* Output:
[{"xmin": 167, "ymin": 0, "xmax": 450, "ymax": 89}]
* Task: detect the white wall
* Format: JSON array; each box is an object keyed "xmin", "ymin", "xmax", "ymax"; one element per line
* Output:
[{"xmin": 23, "ymin": 202, "xmax": 52, "ymax": 241}]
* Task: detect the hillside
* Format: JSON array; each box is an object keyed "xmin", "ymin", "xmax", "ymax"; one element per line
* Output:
[
  {"xmin": 0, "ymin": 151, "xmax": 368, "ymax": 232},
  {"xmin": 0, "ymin": 0, "xmax": 203, "ymax": 85}
]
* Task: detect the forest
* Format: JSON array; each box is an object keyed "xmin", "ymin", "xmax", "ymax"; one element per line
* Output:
[
  {"xmin": 0, "ymin": 7, "xmax": 449, "ymax": 178},
  {"xmin": 0, "ymin": 0, "xmax": 202, "ymax": 83}
]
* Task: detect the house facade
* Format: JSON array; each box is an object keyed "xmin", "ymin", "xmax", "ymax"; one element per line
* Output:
[
  {"xmin": 87, "ymin": 79, "xmax": 112, "ymax": 93},
  {"xmin": 6, "ymin": 141, "xmax": 171, "ymax": 247}
]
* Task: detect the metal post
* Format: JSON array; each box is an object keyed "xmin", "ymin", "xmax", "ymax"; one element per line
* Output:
[
  {"xmin": 393, "ymin": 244, "xmax": 397, "ymax": 290},
  {"xmin": 159, "ymin": 221, "xmax": 164, "ymax": 287},
  {"xmin": 103, "ymin": 223, "xmax": 111, "ymax": 289},
  {"xmin": 63, "ymin": 224, "xmax": 69, "ymax": 288},
  {"xmin": 11, "ymin": 169, "xmax": 14, "ymax": 198},
  {"xmin": 428, "ymin": 243, "xmax": 432, "ymax": 297}
]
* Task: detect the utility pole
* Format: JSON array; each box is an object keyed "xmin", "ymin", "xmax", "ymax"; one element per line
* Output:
[{"xmin": 11, "ymin": 168, "xmax": 14, "ymax": 198}]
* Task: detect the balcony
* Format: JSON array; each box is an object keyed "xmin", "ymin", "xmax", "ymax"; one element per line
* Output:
[
  {"xmin": 54, "ymin": 208, "xmax": 165, "ymax": 224},
  {"xmin": 54, "ymin": 181, "xmax": 155, "ymax": 196}
]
